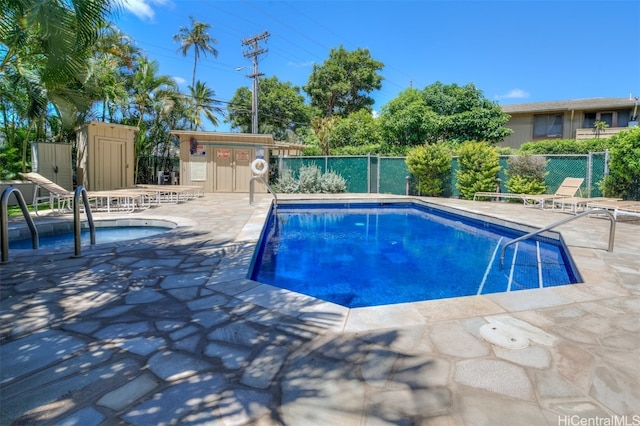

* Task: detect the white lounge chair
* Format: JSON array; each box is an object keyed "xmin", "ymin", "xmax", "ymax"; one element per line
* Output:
[
  {"xmin": 474, "ymin": 177, "xmax": 585, "ymax": 209},
  {"xmin": 19, "ymin": 172, "xmax": 74, "ymax": 215}
]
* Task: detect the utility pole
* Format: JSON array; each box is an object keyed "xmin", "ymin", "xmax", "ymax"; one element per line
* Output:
[{"xmin": 241, "ymin": 31, "xmax": 270, "ymax": 134}]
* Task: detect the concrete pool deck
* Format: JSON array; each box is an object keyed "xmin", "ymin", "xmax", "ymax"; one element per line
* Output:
[{"xmin": 1, "ymin": 193, "xmax": 638, "ymax": 425}]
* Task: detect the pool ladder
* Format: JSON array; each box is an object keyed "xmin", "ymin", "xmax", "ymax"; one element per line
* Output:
[
  {"xmin": 499, "ymin": 207, "xmax": 616, "ymax": 267},
  {"xmin": 1, "ymin": 185, "xmax": 96, "ymax": 262}
]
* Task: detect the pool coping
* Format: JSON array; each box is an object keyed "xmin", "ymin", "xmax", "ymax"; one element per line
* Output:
[{"xmin": 228, "ymin": 196, "xmax": 632, "ymax": 333}]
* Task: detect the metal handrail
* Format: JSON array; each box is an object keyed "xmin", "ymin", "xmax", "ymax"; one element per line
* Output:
[
  {"xmin": 1, "ymin": 186, "xmax": 39, "ymax": 262},
  {"xmin": 73, "ymin": 186, "xmax": 95, "ymax": 257},
  {"xmin": 500, "ymin": 207, "xmax": 616, "ymax": 267},
  {"xmin": 250, "ymin": 176, "xmax": 278, "ymax": 206}
]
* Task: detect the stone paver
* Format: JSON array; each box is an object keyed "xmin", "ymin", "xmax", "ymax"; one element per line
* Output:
[{"xmin": 1, "ymin": 193, "xmax": 639, "ymax": 425}]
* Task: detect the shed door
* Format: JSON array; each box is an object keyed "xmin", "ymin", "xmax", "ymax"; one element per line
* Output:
[
  {"xmin": 96, "ymin": 140, "xmax": 126, "ymax": 190},
  {"xmin": 234, "ymin": 149, "xmax": 252, "ymax": 192},
  {"xmin": 215, "ymin": 148, "xmax": 233, "ymax": 192}
]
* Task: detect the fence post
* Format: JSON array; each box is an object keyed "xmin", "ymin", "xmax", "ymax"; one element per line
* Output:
[
  {"xmin": 587, "ymin": 152, "xmax": 593, "ymax": 197},
  {"xmin": 367, "ymin": 153, "xmax": 371, "ymax": 194},
  {"xmin": 377, "ymin": 155, "xmax": 381, "ymax": 194}
]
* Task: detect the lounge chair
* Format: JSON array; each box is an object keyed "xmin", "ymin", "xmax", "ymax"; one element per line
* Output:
[
  {"xmin": 588, "ymin": 200, "xmax": 640, "ymax": 220},
  {"xmin": 86, "ymin": 190, "xmax": 153, "ymax": 213},
  {"xmin": 474, "ymin": 177, "xmax": 584, "ymax": 209},
  {"xmin": 551, "ymin": 196, "xmax": 622, "ymax": 214},
  {"xmin": 19, "ymin": 172, "xmax": 75, "ymax": 215}
]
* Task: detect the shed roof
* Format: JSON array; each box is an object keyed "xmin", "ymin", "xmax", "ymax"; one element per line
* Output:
[
  {"xmin": 501, "ymin": 98, "xmax": 636, "ymax": 114},
  {"xmin": 170, "ymin": 130, "xmax": 275, "ymax": 145}
]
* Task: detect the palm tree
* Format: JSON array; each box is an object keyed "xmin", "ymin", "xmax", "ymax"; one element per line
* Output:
[
  {"xmin": 128, "ymin": 58, "xmax": 178, "ymax": 182},
  {"xmin": 186, "ymin": 81, "xmax": 224, "ymax": 130},
  {"xmin": 173, "ymin": 17, "xmax": 218, "ymax": 88},
  {"xmin": 1, "ymin": 0, "xmax": 118, "ymax": 144}
]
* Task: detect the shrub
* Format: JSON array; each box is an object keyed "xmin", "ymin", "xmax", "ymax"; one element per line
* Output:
[
  {"xmin": 298, "ymin": 164, "xmax": 323, "ymax": 193},
  {"xmin": 321, "ymin": 171, "xmax": 347, "ymax": 193},
  {"xmin": 520, "ymin": 138, "xmax": 610, "ymax": 154},
  {"xmin": 505, "ymin": 155, "xmax": 547, "ymax": 194},
  {"xmin": 405, "ymin": 143, "xmax": 452, "ymax": 196},
  {"xmin": 600, "ymin": 128, "xmax": 640, "ymax": 199},
  {"xmin": 274, "ymin": 169, "xmax": 299, "ymax": 193},
  {"xmin": 276, "ymin": 165, "xmax": 347, "ymax": 194},
  {"xmin": 455, "ymin": 141, "xmax": 501, "ymax": 199}
]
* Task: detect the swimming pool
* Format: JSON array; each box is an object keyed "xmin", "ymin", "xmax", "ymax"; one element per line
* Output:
[
  {"xmin": 9, "ymin": 220, "xmax": 174, "ymax": 251},
  {"xmin": 249, "ymin": 200, "xmax": 582, "ymax": 308}
]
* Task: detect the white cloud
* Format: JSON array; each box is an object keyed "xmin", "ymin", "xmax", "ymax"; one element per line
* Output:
[
  {"xmin": 287, "ymin": 60, "xmax": 315, "ymax": 68},
  {"xmin": 173, "ymin": 76, "xmax": 186, "ymax": 86},
  {"xmin": 121, "ymin": 0, "xmax": 172, "ymax": 21},
  {"xmin": 495, "ymin": 89, "xmax": 530, "ymax": 100}
]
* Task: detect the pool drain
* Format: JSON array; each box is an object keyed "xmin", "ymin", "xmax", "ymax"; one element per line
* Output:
[{"xmin": 480, "ymin": 322, "xmax": 529, "ymax": 349}]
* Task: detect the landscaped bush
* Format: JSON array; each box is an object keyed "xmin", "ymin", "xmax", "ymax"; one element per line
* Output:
[
  {"xmin": 321, "ymin": 171, "xmax": 347, "ymax": 193},
  {"xmin": 600, "ymin": 127, "xmax": 640, "ymax": 199},
  {"xmin": 275, "ymin": 165, "xmax": 347, "ymax": 194},
  {"xmin": 405, "ymin": 143, "xmax": 452, "ymax": 196},
  {"xmin": 298, "ymin": 164, "xmax": 323, "ymax": 193},
  {"xmin": 274, "ymin": 169, "xmax": 299, "ymax": 193},
  {"xmin": 455, "ymin": 141, "xmax": 501, "ymax": 199},
  {"xmin": 520, "ymin": 138, "xmax": 610, "ymax": 154},
  {"xmin": 505, "ymin": 154, "xmax": 547, "ymax": 195}
]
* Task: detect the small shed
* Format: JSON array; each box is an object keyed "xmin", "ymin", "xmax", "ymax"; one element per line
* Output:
[
  {"xmin": 30, "ymin": 142, "xmax": 73, "ymax": 190},
  {"xmin": 172, "ymin": 131, "xmax": 280, "ymax": 193},
  {"xmin": 76, "ymin": 121, "xmax": 137, "ymax": 191}
]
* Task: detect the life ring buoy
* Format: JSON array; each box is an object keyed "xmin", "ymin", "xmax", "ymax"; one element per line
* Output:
[{"xmin": 251, "ymin": 158, "xmax": 268, "ymax": 176}]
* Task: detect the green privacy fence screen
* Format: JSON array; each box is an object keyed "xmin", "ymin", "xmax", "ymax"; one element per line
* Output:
[{"xmin": 276, "ymin": 152, "xmax": 608, "ymax": 197}]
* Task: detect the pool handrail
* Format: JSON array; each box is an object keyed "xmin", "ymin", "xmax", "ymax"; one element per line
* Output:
[
  {"xmin": 500, "ymin": 207, "xmax": 616, "ymax": 267},
  {"xmin": 250, "ymin": 176, "xmax": 278, "ymax": 207},
  {"xmin": 1, "ymin": 186, "xmax": 39, "ymax": 262},
  {"xmin": 73, "ymin": 186, "xmax": 96, "ymax": 257}
]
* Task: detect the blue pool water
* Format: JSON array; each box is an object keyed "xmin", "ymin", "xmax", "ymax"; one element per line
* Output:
[
  {"xmin": 10, "ymin": 226, "xmax": 169, "ymax": 250},
  {"xmin": 249, "ymin": 202, "xmax": 581, "ymax": 308}
]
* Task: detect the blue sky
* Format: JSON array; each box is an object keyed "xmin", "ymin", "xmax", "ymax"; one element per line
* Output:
[{"xmin": 115, "ymin": 0, "xmax": 640, "ymax": 131}]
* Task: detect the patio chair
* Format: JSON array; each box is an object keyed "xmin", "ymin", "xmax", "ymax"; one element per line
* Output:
[
  {"xmin": 588, "ymin": 199, "xmax": 640, "ymax": 220},
  {"xmin": 19, "ymin": 172, "xmax": 75, "ymax": 215},
  {"xmin": 474, "ymin": 177, "xmax": 584, "ymax": 209},
  {"xmin": 551, "ymin": 196, "xmax": 622, "ymax": 214},
  {"xmin": 86, "ymin": 190, "xmax": 153, "ymax": 213}
]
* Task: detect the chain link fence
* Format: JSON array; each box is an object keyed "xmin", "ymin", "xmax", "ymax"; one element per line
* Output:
[{"xmin": 276, "ymin": 152, "xmax": 609, "ymax": 197}]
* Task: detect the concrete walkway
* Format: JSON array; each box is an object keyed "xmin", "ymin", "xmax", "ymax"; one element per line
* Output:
[{"xmin": 1, "ymin": 193, "xmax": 638, "ymax": 425}]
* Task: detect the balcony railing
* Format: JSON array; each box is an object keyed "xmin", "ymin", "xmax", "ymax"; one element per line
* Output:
[{"xmin": 575, "ymin": 126, "xmax": 634, "ymax": 140}]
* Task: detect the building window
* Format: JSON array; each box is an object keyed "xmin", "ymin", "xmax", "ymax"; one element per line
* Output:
[
  {"xmin": 533, "ymin": 114, "xmax": 563, "ymax": 138},
  {"xmin": 584, "ymin": 110, "xmax": 631, "ymax": 128}
]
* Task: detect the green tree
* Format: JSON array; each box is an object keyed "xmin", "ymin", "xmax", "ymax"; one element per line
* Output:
[
  {"xmin": 455, "ymin": 141, "xmax": 501, "ymax": 199},
  {"xmin": 173, "ymin": 17, "xmax": 218, "ymax": 88},
  {"xmin": 127, "ymin": 58, "xmax": 178, "ymax": 182},
  {"xmin": 226, "ymin": 76, "xmax": 312, "ymax": 140},
  {"xmin": 186, "ymin": 80, "xmax": 223, "ymax": 130},
  {"xmin": 311, "ymin": 116, "xmax": 340, "ymax": 155},
  {"xmin": 304, "ymin": 46, "xmax": 383, "ymax": 117},
  {"xmin": 601, "ymin": 128, "xmax": 640, "ymax": 199},
  {"xmin": 379, "ymin": 88, "xmax": 438, "ymax": 146},
  {"xmin": 422, "ymin": 82, "xmax": 512, "ymax": 143},
  {"xmin": 329, "ymin": 109, "xmax": 381, "ymax": 150},
  {"xmin": 1, "ymin": 0, "xmax": 118, "ymax": 172}
]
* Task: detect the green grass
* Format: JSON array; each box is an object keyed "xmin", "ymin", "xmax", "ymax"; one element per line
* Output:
[{"xmin": 5, "ymin": 203, "xmax": 49, "ymax": 217}]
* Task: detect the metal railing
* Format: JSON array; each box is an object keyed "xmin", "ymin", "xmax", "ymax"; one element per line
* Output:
[
  {"xmin": 500, "ymin": 207, "xmax": 616, "ymax": 267},
  {"xmin": 249, "ymin": 176, "xmax": 278, "ymax": 206},
  {"xmin": 1, "ymin": 186, "xmax": 39, "ymax": 262},
  {"xmin": 73, "ymin": 186, "xmax": 95, "ymax": 257}
]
